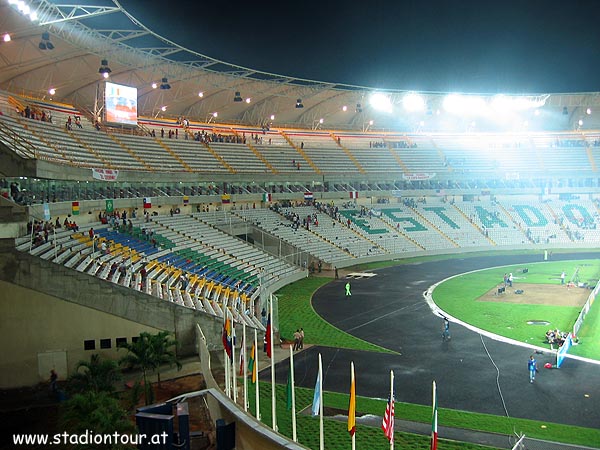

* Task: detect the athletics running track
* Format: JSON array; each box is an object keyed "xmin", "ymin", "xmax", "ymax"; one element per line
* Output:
[{"xmin": 267, "ymin": 252, "xmax": 600, "ymax": 433}]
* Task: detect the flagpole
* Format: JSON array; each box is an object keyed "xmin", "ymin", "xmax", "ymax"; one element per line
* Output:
[
  {"xmin": 289, "ymin": 345, "xmax": 297, "ymax": 442},
  {"xmin": 243, "ymin": 322, "xmax": 248, "ymax": 412},
  {"xmin": 390, "ymin": 370, "xmax": 394, "ymax": 450},
  {"xmin": 318, "ymin": 353, "xmax": 324, "ymax": 450},
  {"xmin": 269, "ymin": 294, "xmax": 277, "ymax": 431},
  {"xmin": 223, "ymin": 304, "xmax": 230, "ymax": 398},
  {"xmin": 431, "ymin": 380, "xmax": 438, "ymax": 450},
  {"xmin": 254, "ymin": 329, "xmax": 260, "ymax": 420},
  {"xmin": 350, "ymin": 361, "xmax": 356, "ymax": 450}
]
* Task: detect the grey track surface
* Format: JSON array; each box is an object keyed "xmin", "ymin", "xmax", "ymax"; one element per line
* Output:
[{"xmin": 262, "ymin": 252, "xmax": 600, "ymax": 448}]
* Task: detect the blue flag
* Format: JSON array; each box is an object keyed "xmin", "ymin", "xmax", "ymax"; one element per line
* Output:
[{"xmin": 311, "ymin": 370, "xmax": 321, "ymax": 416}]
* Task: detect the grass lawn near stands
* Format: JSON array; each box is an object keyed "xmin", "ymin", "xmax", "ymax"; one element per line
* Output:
[
  {"xmin": 432, "ymin": 260, "xmax": 600, "ymax": 360},
  {"xmin": 244, "ymin": 381, "xmax": 600, "ymax": 449}
]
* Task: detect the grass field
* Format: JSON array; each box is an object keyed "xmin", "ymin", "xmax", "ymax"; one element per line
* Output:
[
  {"xmin": 431, "ymin": 259, "xmax": 600, "ymax": 360},
  {"xmin": 273, "ymin": 258, "xmax": 600, "ymax": 449}
]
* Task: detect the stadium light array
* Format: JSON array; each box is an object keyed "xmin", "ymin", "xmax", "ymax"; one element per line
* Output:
[
  {"xmin": 198, "ymin": 91, "xmax": 204, "ymax": 97},
  {"xmin": 403, "ymin": 93, "xmax": 425, "ymax": 112},
  {"xmin": 443, "ymin": 94, "xmax": 487, "ymax": 115},
  {"xmin": 587, "ymin": 108, "xmax": 592, "ymax": 115},
  {"xmin": 48, "ymin": 88, "xmax": 55, "ymax": 95},
  {"xmin": 9, "ymin": 0, "xmax": 38, "ymax": 21},
  {"xmin": 3, "ymin": 33, "xmax": 10, "ymax": 42},
  {"xmin": 342, "ymin": 105, "xmax": 347, "ymax": 112},
  {"xmin": 369, "ymin": 93, "xmax": 393, "ymax": 113},
  {"xmin": 270, "ymin": 114, "xmax": 275, "ymax": 120}
]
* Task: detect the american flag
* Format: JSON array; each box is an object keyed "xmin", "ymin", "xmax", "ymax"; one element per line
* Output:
[{"xmin": 382, "ymin": 394, "xmax": 394, "ymax": 441}]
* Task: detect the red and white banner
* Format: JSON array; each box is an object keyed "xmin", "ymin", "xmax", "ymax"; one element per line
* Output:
[
  {"xmin": 92, "ymin": 168, "xmax": 119, "ymax": 181},
  {"xmin": 304, "ymin": 191, "xmax": 314, "ymax": 200},
  {"xmin": 349, "ymin": 191, "xmax": 359, "ymax": 199},
  {"xmin": 143, "ymin": 197, "xmax": 152, "ymax": 209},
  {"xmin": 402, "ymin": 173, "xmax": 436, "ymax": 181}
]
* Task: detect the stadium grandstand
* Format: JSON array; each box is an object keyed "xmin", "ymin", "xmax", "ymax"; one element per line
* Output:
[{"xmin": 2, "ymin": 1, "xmax": 600, "ymax": 449}]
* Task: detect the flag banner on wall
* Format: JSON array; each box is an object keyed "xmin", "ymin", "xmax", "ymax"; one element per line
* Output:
[
  {"xmin": 263, "ymin": 192, "xmax": 272, "ymax": 202},
  {"xmin": 71, "ymin": 201, "xmax": 80, "ymax": 215},
  {"xmin": 348, "ymin": 362, "xmax": 356, "ymax": 436},
  {"xmin": 349, "ymin": 191, "xmax": 358, "ymax": 199},
  {"xmin": 265, "ymin": 314, "xmax": 272, "ymax": 358},
  {"xmin": 304, "ymin": 191, "xmax": 313, "ymax": 200},
  {"xmin": 43, "ymin": 203, "xmax": 50, "ymax": 221},
  {"xmin": 143, "ymin": 197, "xmax": 152, "ymax": 209},
  {"xmin": 183, "ymin": 195, "xmax": 189, "ymax": 205},
  {"xmin": 402, "ymin": 172, "xmax": 436, "ymax": 181},
  {"xmin": 91, "ymin": 168, "xmax": 119, "ymax": 181},
  {"xmin": 105, "ymin": 199, "xmax": 114, "ymax": 213},
  {"xmin": 221, "ymin": 194, "xmax": 231, "ymax": 204}
]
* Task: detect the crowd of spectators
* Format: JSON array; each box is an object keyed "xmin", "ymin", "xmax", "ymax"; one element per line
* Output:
[
  {"xmin": 546, "ymin": 329, "xmax": 569, "ymax": 347},
  {"xmin": 18, "ymin": 105, "xmax": 53, "ymax": 123},
  {"xmin": 370, "ymin": 140, "xmax": 416, "ymax": 149}
]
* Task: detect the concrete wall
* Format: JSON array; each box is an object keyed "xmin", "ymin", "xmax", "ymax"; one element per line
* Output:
[{"xmin": 0, "ymin": 280, "xmax": 161, "ymax": 387}]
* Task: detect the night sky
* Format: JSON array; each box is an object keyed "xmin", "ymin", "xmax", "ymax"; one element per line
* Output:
[{"xmin": 120, "ymin": 0, "xmax": 600, "ymax": 94}]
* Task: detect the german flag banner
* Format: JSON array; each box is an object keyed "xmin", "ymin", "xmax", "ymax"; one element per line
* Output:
[{"xmin": 71, "ymin": 201, "xmax": 80, "ymax": 215}]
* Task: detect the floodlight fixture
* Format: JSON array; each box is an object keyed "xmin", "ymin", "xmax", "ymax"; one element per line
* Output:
[
  {"xmin": 369, "ymin": 120, "xmax": 374, "ymax": 125},
  {"xmin": 444, "ymin": 94, "xmax": 486, "ymax": 115},
  {"xmin": 233, "ymin": 91, "xmax": 243, "ymax": 102},
  {"xmin": 29, "ymin": 10, "xmax": 38, "ymax": 21},
  {"xmin": 587, "ymin": 108, "xmax": 592, "ymax": 115},
  {"xmin": 198, "ymin": 91, "xmax": 204, "ymax": 97},
  {"xmin": 212, "ymin": 112, "xmax": 218, "ymax": 118},
  {"xmin": 403, "ymin": 93, "xmax": 425, "ymax": 112},
  {"xmin": 342, "ymin": 105, "xmax": 348, "ymax": 112},
  {"xmin": 39, "ymin": 31, "xmax": 54, "ymax": 50},
  {"xmin": 295, "ymin": 98, "xmax": 304, "ymax": 108},
  {"xmin": 98, "ymin": 59, "xmax": 112, "ymax": 77},
  {"xmin": 161, "ymin": 106, "xmax": 167, "ymax": 112},
  {"xmin": 3, "ymin": 33, "xmax": 10, "ymax": 42},
  {"xmin": 578, "ymin": 119, "xmax": 583, "ymax": 126},
  {"xmin": 48, "ymin": 88, "xmax": 56, "ymax": 95},
  {"xmin": 159, "ymin": 77, "xmax": 171, "ymax": 90},
  {"xmin": 270, "ymin": 114, "xmax": 275, "ymax": 120},
  {"xmin": 369, "ymin": 92, "xmax": 393, "ymax": 113},
  {"xmin": 245, "ymin": 98, "xmax": 251, "ymax": 104},
  {"xmin": 152, "ymin": 82, "xmax": 158, "ymax": 89},
  {"xmin": 319, "ymin": 118, "xmax": 324, "ymax": 124}
]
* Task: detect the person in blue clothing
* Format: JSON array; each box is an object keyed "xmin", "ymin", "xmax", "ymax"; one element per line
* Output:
[
  {"xmin": 528, "ymin": 355, "xmax": 538, "ymax": 383},
  {"xmin": 442, "ymin": 317, "xmax": 451, "ymax": 341}
]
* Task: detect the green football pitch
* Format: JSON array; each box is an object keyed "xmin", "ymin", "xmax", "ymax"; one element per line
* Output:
[{"xmin": 432, "ymin": 259, "xmax": 600, "ymax": 360}]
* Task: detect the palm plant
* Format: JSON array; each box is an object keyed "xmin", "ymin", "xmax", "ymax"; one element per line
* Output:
[
  {"xmin": 67, "ymin": 354, "xmax": 121, "ymax": 395},
  {"xmin": 149, "ymin": 330, "xmax": 181, "ymax": 387},
  {"xmin": 119, "ymin": 332, "xmax": 156, "ymax": 405}
]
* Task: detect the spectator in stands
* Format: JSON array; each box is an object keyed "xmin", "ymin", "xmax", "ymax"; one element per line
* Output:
[
  {"xmin": 299, "ymin": 328, "xmax": 304, "ymax": 349},
  {"xmin": 88, "ymin": 228, "xmax": 94, "ymax": 240}
]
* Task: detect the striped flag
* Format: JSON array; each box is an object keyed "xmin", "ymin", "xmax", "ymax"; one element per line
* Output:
[
  {"xmin": 349, "ymin": 191, "xmax": 359, "ymax": 199},
  {"xmin": 431, "ymin": 381, "xmax": 438, "ymax": 450},
  {"xmin": 265, "ymin": 314, "xmax": 272, "ymax": 358},
  {"xmin": 221, "ymin": 194, "xmax": 231, "ymax": 204},
  {"xmin": 248, "ymin": 342, "xmax": 256, "ymax": 383},
  {"xmin": 183, "ymin": 195, "xmax": 189, "ymax": 205},
  {"xmin": 348, "ymin": 362, "xmax": 356, "ymax": 436},
  {"xmin": 382, "ymin": 371, "xmax": 395, "ymax": 443},
  {"xmin": 263, "ymin": 192, "xmax": 272, "ymax": 202},
  {"xmin": 71, "ymin": 201, "xmax": 80, "ymax": 215},
  {"xmin": 143, "ymin": 197, "xmax": 152, "ymax": 209},
  {"xmin": 304, "ymin": 191, "xmax": 313, "ymax": 200}
]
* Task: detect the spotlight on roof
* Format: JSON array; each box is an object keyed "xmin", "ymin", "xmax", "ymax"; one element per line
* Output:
[
  {"xmin": 159, "ymin": 77, "xmax": 171, "ymax": 90},
  {"xmin": 295, "ymin": 98, "xmax": 304, "ymax": 108},
  {"xmin": 270, "ymin": 114, "xmax": 275, "ymax": 121},
  {"xmin": 319, "ymin": 118, "xmax": 324, "ymax": 124},
  {"xmin": 48, "ymin": 88, "xmax": 56, "ymax": 95},
  {"xmin": 212, "ymin": 112, "xmax": 218, "ymax": 118},
  {"xmin": 356, "ymin": 103, "xmax": 362, "ymax": 113},
  {"xmin": 3, "ymin": 33, "xmax": 10, "ymax": 42},
  {"xmin": 98, "ymin": 59, "xmax": 112, "ymax": 77},
  {"xmin": 369, "ymin": 92, "xmax": 393, "ymax": 113},
  {"xmin": 152, "ymin": 82, "xmax": 158, "ymax": 89},
  {"xmin": 161, "ymin": 106, "xmax": 167, "ymax": 112},
  {"xmin": 38, "ymin": 31, "xmax": 54, "ymax": 50},
  {"xmin": 198, "ymin": 91, "xmax": 204, "ymax": 97},
  {"xmin": 587, "ymin": 108, "xmax": 592, "ymax": 115},
  {"xmin": 39, "ymin": 31, "xmax": 54, "ymax": 50},
  {"xmin": 233, "ymin": 91, "xmax": 243, "ymax": 102},
  {"xmin": 403, "ymin": 93, "xmax": 425, "ymax": 112},
  {"xmin": 578, "ymin": 119, "xmax": 583, "ymax": 127},
  {"xmin": 245, "ymin": 97, "xmax": 251, "ymax": 104},
  {"xmin": 342, "ymin": 105, "xmax": 348, "ymax": 112}
]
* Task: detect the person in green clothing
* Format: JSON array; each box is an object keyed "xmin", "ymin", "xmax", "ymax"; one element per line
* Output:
[{"xmin": 345, "ymin": 281, "xmax": 351, "ymax": 296}]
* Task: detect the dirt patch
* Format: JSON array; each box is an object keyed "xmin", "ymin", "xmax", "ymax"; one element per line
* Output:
[{"xmin": 478, "ymin": 283, "xmax": 590, "ymax": 307}]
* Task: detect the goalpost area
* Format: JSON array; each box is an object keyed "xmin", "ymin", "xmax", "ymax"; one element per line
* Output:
[{"xmin": 431, "ymin": 259, "xmax": 600, "ymax": 360}]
